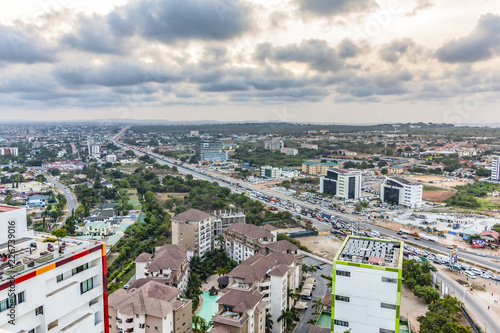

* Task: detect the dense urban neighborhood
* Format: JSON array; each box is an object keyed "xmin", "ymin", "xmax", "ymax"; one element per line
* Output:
[{"xmin": 1, "ymin": 123, "xmax": 500, "ymax": 333}]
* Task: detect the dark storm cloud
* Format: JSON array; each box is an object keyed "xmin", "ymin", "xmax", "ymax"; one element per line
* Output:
[
  {"xmin": 337, "ymin": 39, "xmax": 362, "ymax": 58},
  {"xmin": 255, "ymin": 39, "xmax": 344, "ymax": 71},
  {"xmin": 435, "ymin": 13, "xmax": 500, "ymax": 63},
  {"xmin": 378, "ymin": 39, "xmax": 416, "ymax": 63},
  {"xmin": 336, "ymin": 70, "xmax": 412, "ymax": 97},
  {"xmin": 53, "ymin": 61, "xmax": 181, "ymax": 88},
  {"xmin": 108, "ymin": 0, "xmax": 254, "ymax": 43},
  {"xmin": 293, "ymin": 0, "xmax": 378, "ymax": 17},
  {"xmin": 199, "ymin": 80, "xmax": 249, "ymax": 92},
  {"xmin": 0, "ymin": 25, "xmax": 56, "ymax": 63}
]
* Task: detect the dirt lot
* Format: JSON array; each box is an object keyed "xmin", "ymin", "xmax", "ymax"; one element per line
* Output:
[
  {"xmin": 423, "ymin": 190, "xmax": 456, "ymax": 202},
  {"xmin": 407, "ymin": 175, "xmax": 472, "ymax": 189},
  {"xmin": 297, "ymin": 235, "xmax": 344, "ymax": 261},
  {"xmin": 400, "ymin": 285, "xmax": 429, "ymax": 331},
  {"xmin": 155, "ymin": 192, "xmax": 189, "ymax": 202}
]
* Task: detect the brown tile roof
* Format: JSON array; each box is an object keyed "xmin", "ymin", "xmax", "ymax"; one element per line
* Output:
[
  {"xmin": 147, "ymin": 244, "xmax": 188, "ymax": 272},
  {"xmin": 266, "ymin": 252, "xmax": 297, "ymax": 266},
  {"xmin": 172, "ymin": 208, "xmax": 212, "ymax": 222},
  {"xmin": 267, "ymin": 264, "xmax": 289, "ymax": 277},
  {"xmin": 128, "ymin": 278, "xmax": 169, "ymax": 289},
  {"xmin": 264, "ymin": 240, "xmax": 298, "ymax": 253},
  {"xmin": 108, "ymin": 280, "xmax": 183, "ymax": 318},
  {"xmin": 262, "ymin": 224, "xmax": 278, "ymax": 231},
  {"xmin": 480, "ymin": 230, "xmax": 499, "ymax": 239},
  {"xmin": 134, "ymin": 252, "xmax": 152, "ymax": 263},
  {"xmin": 217, "ymin": 289, "xmax": 262, "ymax": 313},
  {"xmin": 226, "ymin": 222, "xmax": 274, "ymax": 240},
  {"xmin": 322, "ymin": 294, "xmax": 332, "ymax": 307},
  {"xmin": 228, "ymin": 255, "xmax": 276, "ymax": 284},
  {"xmin": 308, "ymin": 326, "xmax": 331, "ymax": 333},
  {"xmin": 210, "ymin": 326, "xmax": 231, "ymax": 333}
]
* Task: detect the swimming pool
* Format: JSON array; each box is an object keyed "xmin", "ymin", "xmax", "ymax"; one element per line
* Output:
[
  {"xmin": 196, "ymin": 291, "xmax": 220, "ymax": 325},
  {"xmin": 316, "ymin": 312, "xmax": 332, "ymax": 328}
]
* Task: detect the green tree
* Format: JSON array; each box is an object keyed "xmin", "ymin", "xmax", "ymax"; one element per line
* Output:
[
  {"xmin": 381, "ymin": 168, "xmax": 388, "ymax": 175},
  {"xmin": 51, "ymin": 229, "xmax": 67, "ymax": 247},
  {"xmin": 266, "ymin": 312, "xmax": 274, "ymax": 333},
  {"xmin": 413, "ymin": 285, "xmax": 440, "ymax": 304},
  {"xmin": 492, "ymin": 223, "xmax": 500, "ymax": 233}
]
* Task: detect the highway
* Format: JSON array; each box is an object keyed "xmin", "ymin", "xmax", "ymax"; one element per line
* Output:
[
  {"xmin": 114, "ymin": 136, "xmax": 500, "ymax": 331},
  {"xmin": 437, "ymin": 271, "xmax": 500, "ymax": 333},
  {"xmin": 46, "ymin": 176, "xmax": 79, "ymax": 227}
]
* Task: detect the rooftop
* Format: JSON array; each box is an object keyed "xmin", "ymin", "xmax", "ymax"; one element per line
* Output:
[
  {"xmin": 171, "ymin": 208, "xmax": 212, "ymax": 222},
  {"xmin": 0, "ymin": 205, "xmax": 20, "ymax": 212},
  {"xmin": 0, "ymin": 232, "xmax": 102, "ymax": 284},
  {"xmin": 336, "ymin": 236, "xmax": 402, "ymax": 269},
  {"xmin": 388, "ymin": 176, "xmax": 418, "ymax": 186}
]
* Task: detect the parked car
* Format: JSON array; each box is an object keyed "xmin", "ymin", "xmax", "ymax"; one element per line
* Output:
[{"xmin": 316, "ymin": 265, "xmax": 323, "ymax": 270}]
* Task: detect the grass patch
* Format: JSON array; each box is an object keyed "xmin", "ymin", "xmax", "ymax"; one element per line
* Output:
[
  {"xmin": 117, "ymin": 163, "xmax": 144, "ymax": 173},
  {"xmin": 423, "ymin": 185, "xmax": 447, "ymax": 191}
]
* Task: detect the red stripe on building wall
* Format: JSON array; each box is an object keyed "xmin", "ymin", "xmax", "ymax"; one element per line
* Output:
[
  {"xmin": 102, "ymin": 252, "xmax": 109, "ymax": 333},
  {"xmin": 72, "ymin": 249, "xmax": 90, "ymax": 260},
  {"xmin": 15, "ymin": 270, "xmax": 36, "ymax": 284},
  {"xmin": 55, "ymin": 256, "xmax": 74, "ymax": 267}
]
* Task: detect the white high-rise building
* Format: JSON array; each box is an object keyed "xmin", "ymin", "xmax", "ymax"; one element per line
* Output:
[
  {"xmin": 320, "ymin": 168, "xmax": 362, "ymax": 200},
  {"xmin": 332, "ymin": 236, "xmax": 403, "ymax": 333},
  {"xmin": 0, "ymin": 205, "xmax": 108, "ymax": 333},
  {"xmin": 88, "ymin": 144, "xmax": 100, "ymax": 157},
  {"xmin": 381, "ymin": 177, "xmax": 423, "ymax": 208},
  {"xmin": 491, "ymin": 156, "xmax": 500, "ymax": 181}
]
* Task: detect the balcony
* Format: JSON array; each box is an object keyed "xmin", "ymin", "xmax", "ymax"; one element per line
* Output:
[
  {"xmin": 212, "ymin": 310, "xmax": 249, "ymax": 327},
  {"xmin": 125, "ymin": 318, "xmax": 134, "ymax": 323}
]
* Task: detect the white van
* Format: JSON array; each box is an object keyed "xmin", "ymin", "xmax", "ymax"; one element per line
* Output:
[
  {"xmin": 465, "ymin": 271, "xmax": 477, "ymax": 279},
  {"xmin": 470, "ymin": 268, "xmax": 483, "ymax": 275},
  {"xmin": 370, "ymin": 230, "xmax": 380, "ymax": 238}
]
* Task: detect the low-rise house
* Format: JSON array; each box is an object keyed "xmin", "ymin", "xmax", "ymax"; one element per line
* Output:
[
  {"xmin": 479, "ymin": 230, "xmax": 499, "ymax": 244},
  {"xmin": 84, "ymin": 221, "xmax": 111, "ymax": 236},
  {"xmin": 27, "ymin": 194, "xmax": 50, "ymax": 207},
  {"xmin": 108, "ymin": 279, "xmax": 192, "ymax": 333}
]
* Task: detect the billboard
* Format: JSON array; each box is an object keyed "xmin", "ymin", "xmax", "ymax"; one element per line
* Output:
[
  {"xmin": 471, "ymin": 239, "xmax": 486, "ymax": 248},
  {"xmin": 450, "ymin": 249, "xmax": 458, "ymax": 267}
]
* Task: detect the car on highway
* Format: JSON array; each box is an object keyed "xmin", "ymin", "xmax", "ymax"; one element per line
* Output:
[
  {"xmin": 465, "ymin": 271, "xmax": 477, "ymax": 279},
  {"xmin": 476, "ymin": 253, "xmax": 486, "ymax": 257},
  {"xmin": 401, "ymin": 235, "xmax": 408, "ymax": 239}
]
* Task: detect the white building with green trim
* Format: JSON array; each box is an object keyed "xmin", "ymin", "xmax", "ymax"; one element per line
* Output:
[{"xmin": 331, "ymin": 236, "xmax": 403, "ymax": 333}]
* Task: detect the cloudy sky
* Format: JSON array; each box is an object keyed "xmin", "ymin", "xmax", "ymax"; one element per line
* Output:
[{"xmin": 1, "ymin": 0, "xmax": 500, "ymax": 124}]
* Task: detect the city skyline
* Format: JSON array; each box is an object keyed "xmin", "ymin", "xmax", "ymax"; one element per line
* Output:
[{"xmin": 1, "ymin": 0, "xmax": 499, "ymax": 124}]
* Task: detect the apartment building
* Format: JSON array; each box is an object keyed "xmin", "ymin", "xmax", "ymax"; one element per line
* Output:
[
  {"xmin": 108, "ymin": 279, "xmax": 192, "ymax": 333},
  {"xmin": 381, "ymin": 177, "xmax": 423, "ymax": 208},
  {"xmin": 332, "ymin": 236, "xmax": 403, "ymax": 333},
  {"xmin": 491, "ymin": 156, "xmax": 500, "ymax": 181},
  {"xmin": 211, "ymin": 288, "xmax": 267, "ymax": 333},
  {"xmin": 213, "ymin": 210, "xmax": 246, "ymax": 240},
  {"xmin": 264, "ymin": 140, "xmax": 284, "ymax": 151},
  {"xmin": 320, "ymin": 168, "xmax": 362, "ymax": 200},
  {"xmin": 0, "ymin": 205, "xmax": 107, "ymax": 333},
  {"xmin": 280, "ymin": 148, "xmax": 298, "ymax": 156},
  {"xmin": 223, "ymin": 223, "xmax": 276, "ymax": 263},
  {"xmin": 171, "ymin": 209, "xmax": 213, "ymax": 257},
  {"xmin": 134, "ymin": 244, "xmax": 193, "ymax": 291},
  {"xmin": 300, "ymin": 143, "xmax": 318, "ymax": 150},
  {"xmin": 301, "ymin": 161, "xmax": 338, "ymax": 176},
  {"xmin": 219, "ymin": 251, "xmax": 303, "ymax": 333},
  {"xmin": 88, "ymin": 144, "xmax": 100, "ymax": 157},
  {"xmin": 0, "ymin": 147, "xmax": 19, "ymax": 156}
]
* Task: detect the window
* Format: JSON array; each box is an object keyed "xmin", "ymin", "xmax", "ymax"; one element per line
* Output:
[
  {"xmin": 334, "ymin": 320, "xmax": 349, "ymax": 327},
  {"xmin": 72, "ymin": 263, "xmax": 89, "ymax": 275},
  {"xmin": 335, "ymin": 295, "xmax": 350, "ymax": 302},
  {"xmin": 57, "ymin": 274, "xmax": 64, "ymax": 283},
  {"xmin": 336, "ymin": 270, "xmax": 351, "ymax": 277},
  {"xmin": 380, "ymin": 329, "xmax": 395, "ymax": 333},
  {"xmin": 155, "ymin": 326, "xmax": 159, "ymax": 331},
  {"xmin": 0, "ymin": 299, "xmax": 8, "ymax": 312},
  {"xmin": 17, "ymin": 291, "xmax": 25, "ymax": 304},
  {"xmin": 28, "ymin": 329, "xmax": 35, "ymax": 333},
  {"xmin": 382, "ymin": 277, "xmax": 397, "ymax": 284},
  {"xmin": 381, "ymin": 303, "xmax": 397, "ymax": 310},
  {"xmin": 80, "ymin": 278, "xmax": 94, "ymax": 294},
  {"xmin": 139, "ymin": 324, "xmax": 145, "ymax": 329},
  {"xmin": 35, "ymin": 306, "xmax": 44, "ymax": 316}
]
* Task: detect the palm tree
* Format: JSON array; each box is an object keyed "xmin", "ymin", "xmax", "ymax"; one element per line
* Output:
[
  {"xmin": 265, "ymin": 312, "xmax": 273, "ymax": 333},
  {"xmin": 312, "ymin": 299, "xmax": 323, "ymax": 313},
  {"xmin": 278, "ymin": 310, "xmax": 294, "ymax": 329},
  {"xmin": 326, "ymin": 280, "xmax": 333, "ymax": 290},
  {"xmin": 307, "ymin": 318, "xmax": 316, "ymax": 325},
  {"xmin": 214, "ymin": 267, "xmax": 226, "ymax": 277}
]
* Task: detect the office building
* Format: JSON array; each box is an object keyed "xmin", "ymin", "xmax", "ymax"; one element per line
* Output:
[
  {"xmin": 0, "ymin": 205, "xmax": 108, "ymax": 333},
  {"xmin": 171, "ymin": 209, "xmax": 213, "ymax": 257},
  {"xmin": 320, "ymin": 168, "xmax": 362, "ymax": 200},
  {"xmin": 213, "ymin": 209, "xmax": 246, "ymax": 240},
  {"xmin": 264, "ymin": 140, "xmax": 284, "ymax": 151},
  {"xmin": 261, "ymin": 165, "xmax": 281, "ymax": 179},
  {"xmin": 105, "ymin": 155, "xmax": 116, "ymax": 163},
  {"xmin": 491, "ymin": 156, "xmax": 500, "ymax": 181},
  {"xmin": 134, "ymin": 244, "xmax": 193, "ymax": 291},
  {"xmin": 280, "ymin": 167, "xmax": 300, "ymax": 178},
  {"xmin": 302, "ymin": 161, "xmax": 338, "ymax": 175},
  {"xmin": 332, "ymin": 236, "xmax": 403, "ymax": 333},
  {"xmin": 381, "ymin": 177, "xmax": 423, "ymax": 208},
  {"xmin": 280, "ymin": 148, "xmax": 298, "ymax": 156},
  {"xmin": 195, "ymin": 140, "xmax": 228, "ymax": 162},
  {"xmin": 108, "ymin": 279, "xmax": 192, "ymax": 333}
]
